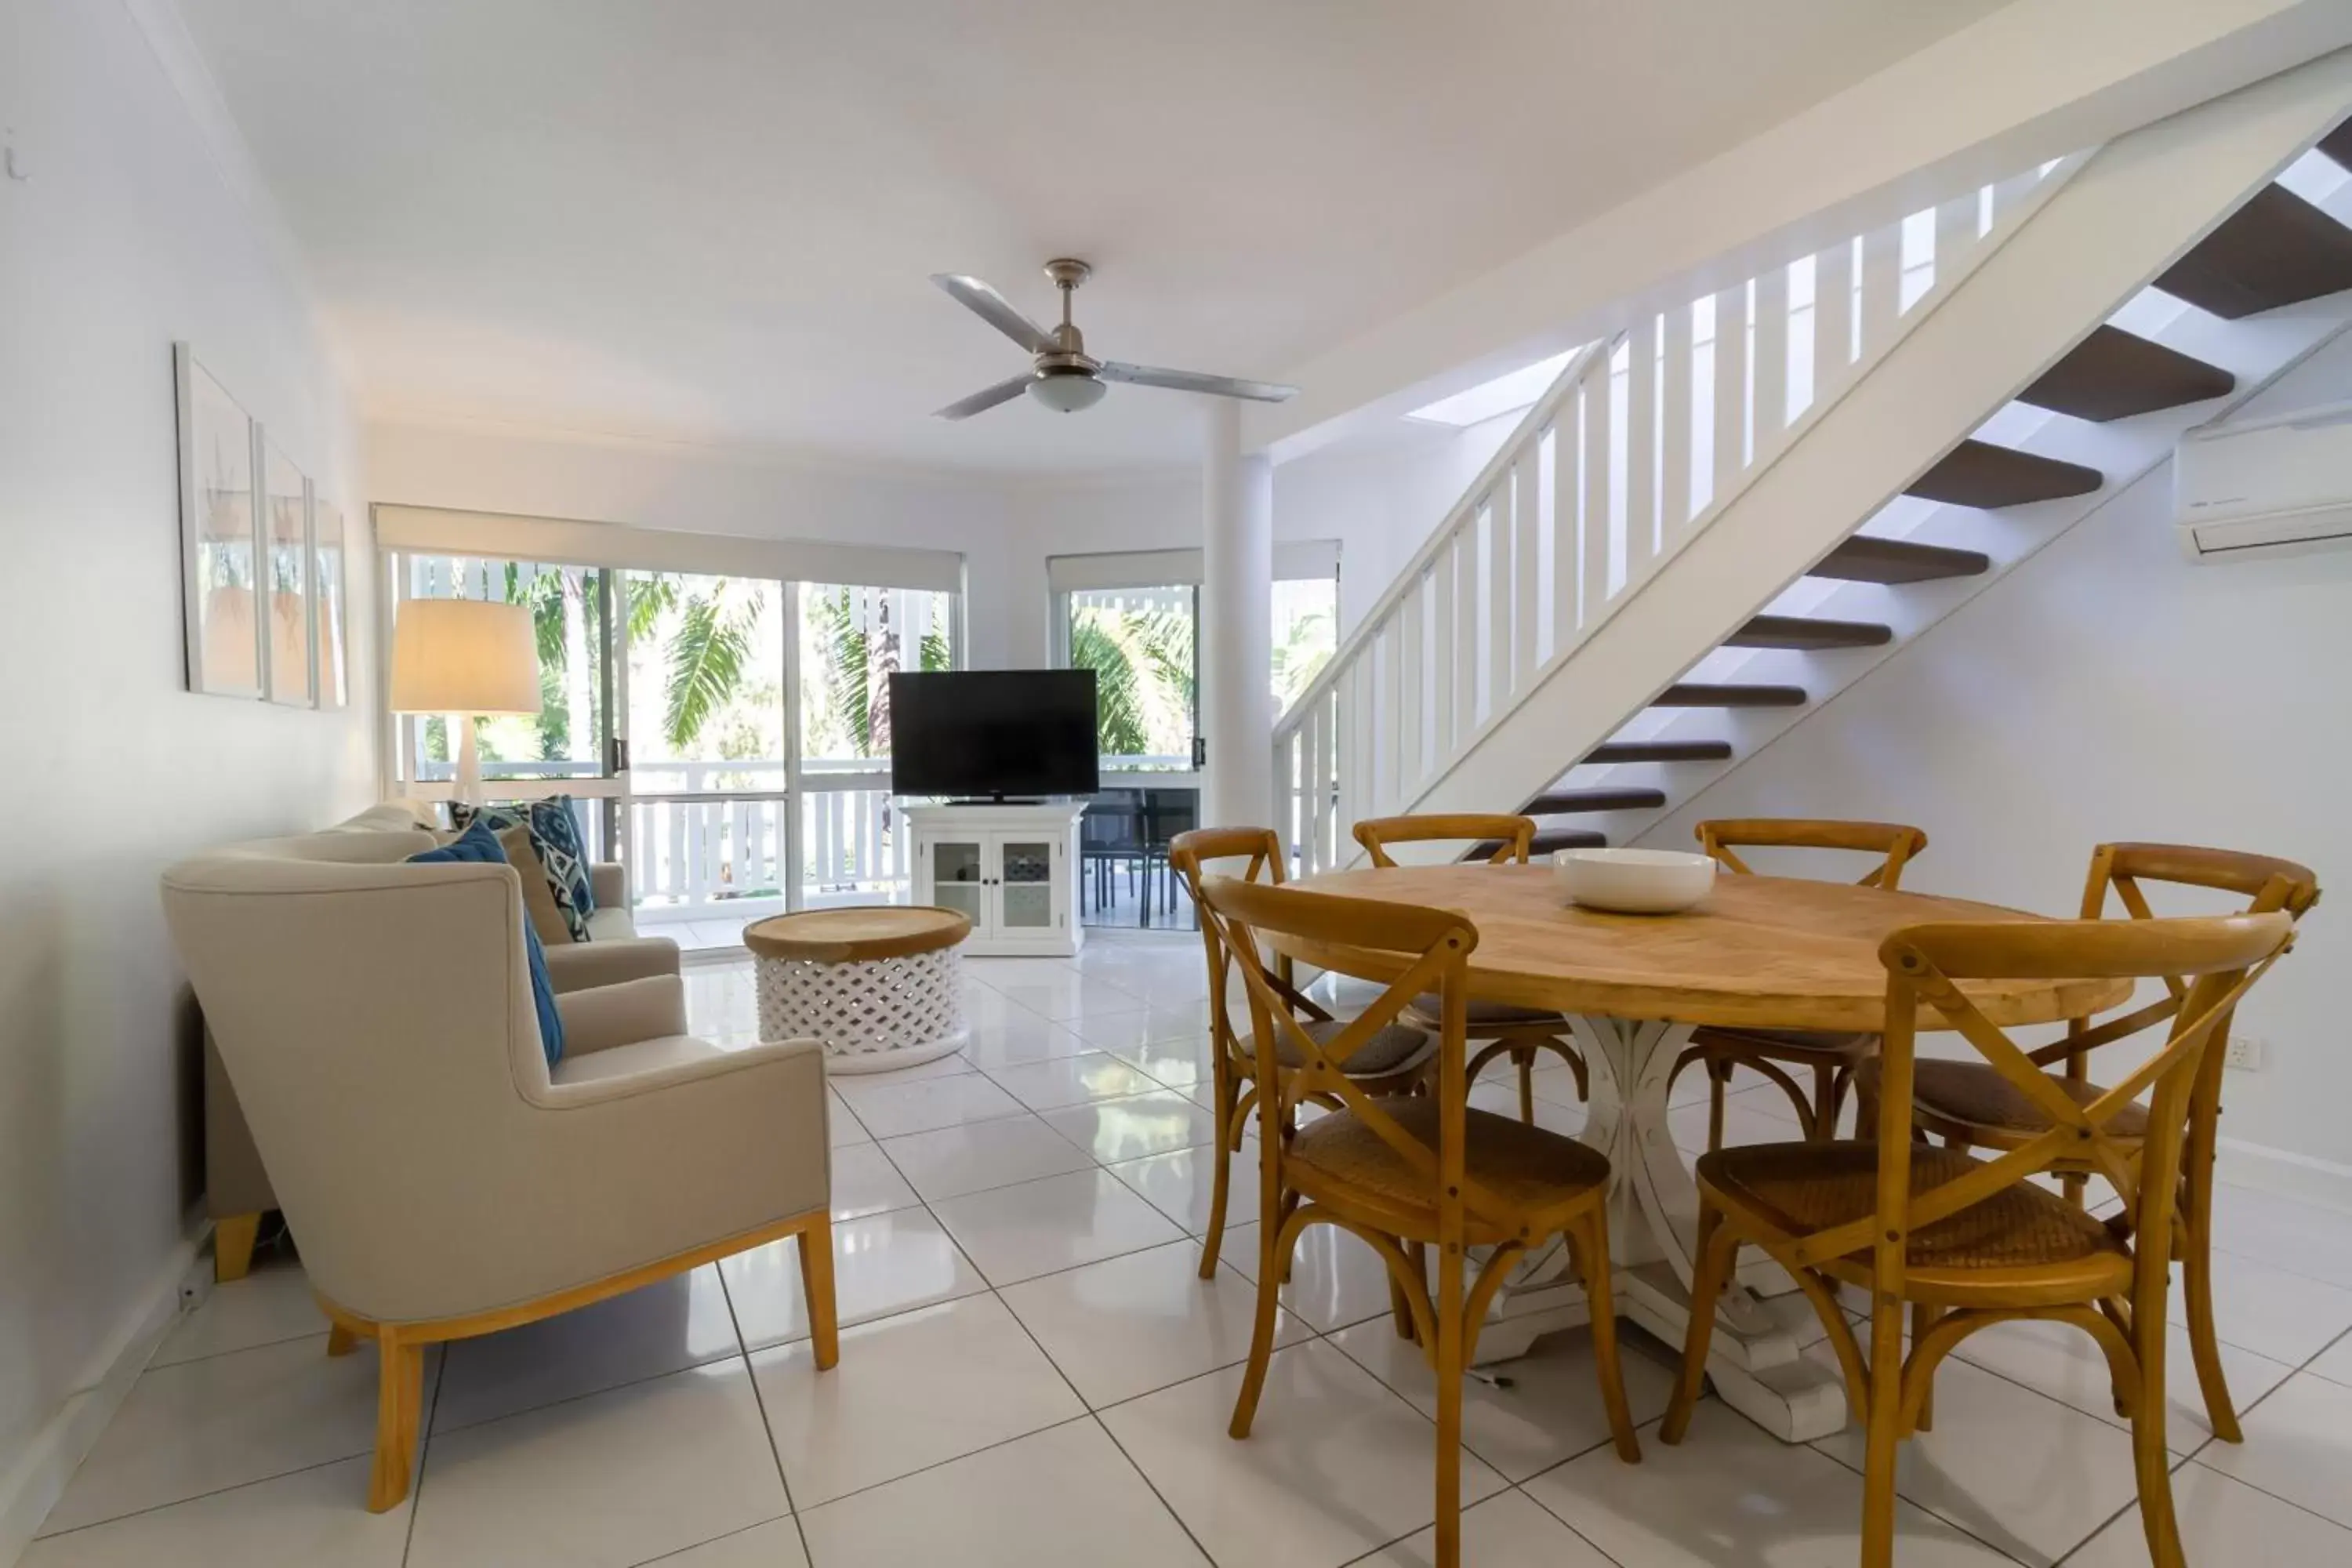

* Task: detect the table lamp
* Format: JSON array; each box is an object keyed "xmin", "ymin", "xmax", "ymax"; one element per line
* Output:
[{"xmin": 389, "ymin": 598, "xmax": 542, "ymax": 805}]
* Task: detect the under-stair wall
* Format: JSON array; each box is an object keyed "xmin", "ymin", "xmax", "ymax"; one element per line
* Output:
[{"xmin": 1274, "ymin": 49, "xmax": 2352, "ymax": 871}]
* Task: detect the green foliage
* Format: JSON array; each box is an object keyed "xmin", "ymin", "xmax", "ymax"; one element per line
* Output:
[
  {"xmin": 1069, "ymin": 601, "xmax": 1194, "ymax": 760},
  {"xmin": 664, "ymin": 580, "xmax": 765, "ymax": 754},
  {"xmin": 1271, "ymin": 607, "xmax": 1334, "ymax": 710},
  {"xmin": 806, "ymin": 586, "xmax": 873, "ymax": 757}
]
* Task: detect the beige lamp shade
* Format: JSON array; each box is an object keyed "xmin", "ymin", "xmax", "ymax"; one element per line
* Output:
[{"xmin": 390, "ymin": 598, "xmax": 543, "ymax": 714}]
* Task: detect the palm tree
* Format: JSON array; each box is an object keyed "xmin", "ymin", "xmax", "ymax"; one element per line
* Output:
[
  {"xmin": 804, "ymin": 585, "xmax": 953, "ymax": 758},
  {"xmin": 1069, "ymin": 601, "xmax": 1195, "ymax": 761},
  {"xmin": 1271, "ymin": 604, "xmax": 1334, "ymax": 711}
]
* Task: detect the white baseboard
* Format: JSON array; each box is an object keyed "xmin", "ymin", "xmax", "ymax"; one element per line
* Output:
[
  {"xmin": 2217, "ymin": 1136, "xmax": 2352, "ymax": 1218},
  {"xmin": 0, "ymin": 1236, "xmax": 204, "ymax": 1566}
]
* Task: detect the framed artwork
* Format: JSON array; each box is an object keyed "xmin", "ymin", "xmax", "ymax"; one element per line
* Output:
[
  {"xmin": 260, "ymin": 430, "xmax": 314, "ymax": 707},
  {"xmin": 175, "ymin": 343, "xmax": 263, "ymax": 698},
  {"xmin": 312, "ymin": 491, "xmax": 349, "ymax": 709}
]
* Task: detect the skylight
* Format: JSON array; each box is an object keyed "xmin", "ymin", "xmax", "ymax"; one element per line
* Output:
[{"xmin": 1406, "ymin": 350, "xmax": 1576, "ymax": 427}]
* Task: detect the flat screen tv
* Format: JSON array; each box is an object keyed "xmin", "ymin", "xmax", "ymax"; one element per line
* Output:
[{"xmin": 888, "ymin": 670, "xmax": 1101, "ymax": 800}]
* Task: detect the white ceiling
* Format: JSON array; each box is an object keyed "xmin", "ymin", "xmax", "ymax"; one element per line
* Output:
[{"xmin": 179, "ymin": 0, "xmax": 2007, "ymax": 474}]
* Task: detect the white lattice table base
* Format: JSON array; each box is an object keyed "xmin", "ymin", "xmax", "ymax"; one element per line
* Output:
[{"xmin": 744, "ymin": 907, "xmax": 972, "ymax": 1074}]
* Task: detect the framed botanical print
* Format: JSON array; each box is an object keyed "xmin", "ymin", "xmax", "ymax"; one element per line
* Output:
[
  {"xmin": 312, "ymin": 491, "xmax": 349, "ymax": 709},
  {"xmin": 175, "ymin": 343, "xmax": 263, "ymax": 698},
  {"xmin": 260, "ymin": 430, "xmax": 314, "ymax": 707}
]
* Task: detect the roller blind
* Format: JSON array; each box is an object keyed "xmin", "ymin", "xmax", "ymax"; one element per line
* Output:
[
  {"xmin": 1045, "ymin": 540, "xmax": 1340, "ymax": 594},
  {"xmin": 373, "ymin": 505, "xmax": 964, "ymax": 593}
]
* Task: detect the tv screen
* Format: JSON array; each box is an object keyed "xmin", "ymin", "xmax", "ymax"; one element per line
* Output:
[{"xmin": 889, "ymin": 670, "xmax": 1102, "ymax": 799}]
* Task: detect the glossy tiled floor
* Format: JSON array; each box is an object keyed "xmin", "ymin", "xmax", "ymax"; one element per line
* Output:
[{"xmin": 31, "ymin": 932, "xmax": 2352, "ymax": 1566}]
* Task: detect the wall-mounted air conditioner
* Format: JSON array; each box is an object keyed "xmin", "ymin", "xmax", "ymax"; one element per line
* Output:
[{"xmin": 2176, "ymin": 400, "xmax": 2352, "ymax": 562}]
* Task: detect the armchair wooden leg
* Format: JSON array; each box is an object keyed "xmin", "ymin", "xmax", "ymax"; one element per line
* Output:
[
  {"xmin": 214, "ymin": 1213, "xmax": 262, "ymax": 1283},
  {"xmin": 1860, "ymin": 1296, "xmax": 1905, "ymax": 1568},
  {"xmin": 1200, "ymin": 1062, "xmax": 1236, "ymax": 1280},
  {"xmin": 367, "ymin": 1330, "xmax": 425, "ymax": 1513},
  {"xmin": 798, "ymin": 1218, "xmax": 840, "ymax": 1370},
  {"xmin": 1431, "ymin": 1232, "xmax": 1467, "ymax": 1568}
]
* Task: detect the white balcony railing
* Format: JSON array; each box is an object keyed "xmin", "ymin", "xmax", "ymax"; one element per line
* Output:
[
  {"xmin": 1272, "ymin": 158, "xmax": 2074, "ymax": 873},
  {"xmin": 627, "ymin": 760, "xmax": 909, "ymax": 922}
]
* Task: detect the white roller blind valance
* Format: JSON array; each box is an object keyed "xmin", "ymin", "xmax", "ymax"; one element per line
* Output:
[
  {"xmin": 374, "ymin": 505, "xmax": 964, "ymax": 593},
  {"xmin": 1046, "ymin": 539, "xmax": 1340, "ymax": 594}
]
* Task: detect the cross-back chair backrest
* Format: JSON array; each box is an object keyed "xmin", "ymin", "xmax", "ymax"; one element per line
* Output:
[
  {"xmin": 1695, "ymin": 818, "xmax": 1929, "ymax": 890},
  {"xmin": 1199, "ymin": 876, "xmax": 1534, "ymax": 1243},
  {"xmin": 1169, "ymin": 828, "xmax": 1314, "ymax": 1069},
  {"xmin": 1352, "ymin": 814, "xmax": 1535, "ymax": 869},
  {"xmin": 2055, "ymin": 844, "xmax": 2321, "ymax": 1094},
  {"xmin": 1823, "ymin": 913, "xmax": 2295, "ymax": 1295}
]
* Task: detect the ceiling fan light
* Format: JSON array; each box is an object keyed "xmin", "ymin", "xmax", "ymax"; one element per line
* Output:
[{"xmin": 1028, "ymin": 369, "xmax": 1107, "ymax": 414}]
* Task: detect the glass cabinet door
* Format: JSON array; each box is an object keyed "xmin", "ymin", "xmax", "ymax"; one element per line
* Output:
[
  {"xmin": 931, "ymin": 840, "xmax": 987, "ymax": 927},
  {"xmin": 997, "ymin": 839, "xmax": 1056, "ymax": 931}
]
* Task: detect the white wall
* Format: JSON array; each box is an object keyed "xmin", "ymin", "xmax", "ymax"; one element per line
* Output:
[
  {"xmin": 1638, "ymin": 359, "xmax": 2352, "ymax": 1177},
  {"xmin": 0, "ymin": 0, "xmax": 376, "ymax": 1539},
  {"xmin": 368, "ymin": 408, "xmax": 1518, "ymax": 677}
]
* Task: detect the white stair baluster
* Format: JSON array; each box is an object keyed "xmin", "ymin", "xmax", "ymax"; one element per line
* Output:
[
  {"xmin": 1513, "ymin": 446, "xmax": 1542, "ymax": 686},
  {"xmin": 1754, "ymin": 266, "xmax": 1789, "ymax": 451},
  {"xmin": 1661, "ymin": 306, "xmax": 1692, "ymax": 542},
  {"xmin": 1711, "ymin": 283, "xmax": 1748, "ymax": 506},
  {"xmin": 1625, "ymin": 318, "xmax": 1658, "ymax": 578},
  {"xmin": 1432, "ymin": 538, "xmax": 1457, "ymax": 757}
]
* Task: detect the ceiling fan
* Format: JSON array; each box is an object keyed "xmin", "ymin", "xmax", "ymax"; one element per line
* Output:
[{"xmin": 930, "ymin": 259, "xmax": 1300, "ymax": 419}]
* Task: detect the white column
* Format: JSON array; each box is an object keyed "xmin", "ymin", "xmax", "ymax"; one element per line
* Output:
[{"xmin": 1200, "ymin": 400, "xmax": 1275, "ymax": 830}]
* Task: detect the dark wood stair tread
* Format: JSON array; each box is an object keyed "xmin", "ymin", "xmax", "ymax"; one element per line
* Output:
[
  {"xmin": 1582, "ymin": 739, "xmax": 1734, "ymax": 764},
  {"xmin": 1468, "ymin": 829, "xmax": 1609, "ymax": 861},
  {"xmin": 2320, "ymin": 118, "xmax": 2352, "ymax": 176},
  {"xmin": 1726, "ymin": 615, "xmax": 1893, "ymax": 651},
  {"xmin": 1907, "ymin": 439, "xmax": 2102, "ymax": 508},
  {"xmin": 2020, "ymin": 325, "xmax": 2236, "ymax": 422},
  {"xmin": 1524, "ymin": 786, "xmax": 1668, "ymax": 815},
  {"xmin": 1810, "ymin": 536, "xmax": 1992, "ymax": 584},
  {"xmin": 1653, "ymin": 683, "xmax": 1807, "ymax": 708},
  {"xmin": 2156, "ymin": 183, "xmax": 2352, "ymax": 320}
]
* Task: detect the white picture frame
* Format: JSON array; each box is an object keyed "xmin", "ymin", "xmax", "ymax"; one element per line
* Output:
[
  {"xmin": 176, "ymin": 343, "xmax": 264, "ymax": 699},
  {"xmin": 312, "ymin": 487, "xmax": 349, "ymax": 709},
  {"xmin": 260, "ymin": 428, "xmax": 315, "ymax": 708}
]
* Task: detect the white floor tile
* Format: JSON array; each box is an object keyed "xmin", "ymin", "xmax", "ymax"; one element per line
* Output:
[
  {"xmin": 985, "ymin": 971, "xmax": 1151, "ymax": 1023},
  {"xmin": 878, "ymin": 1114, "xmax": 1096, "ymax": 1202},
  {"xmin": 1950, "ymin": 1312, "xmax": 2292, "ymax": 1454},
  {"xmin": 1105, "ymin": 1143, "xmax": 1258, "ymax": 1240},
  {"xmin": 826, "ymin": 1142, "xmax": 920, "ymax": 1221},
  {"xmin": 2068, "ymin": 1453, "xmax": 2352, "ymax": 1566},
  {"xmin": 1809, "ymin": 1350, "xmax": 2143, "ymax": 1567},
  {"xmin": 1102, "ymin": 1029, "xmax": 1220, "ymax": 1091},
  {"xmin": 153, "ymin": 1256, "xmax": 331, "ymax": 1367},
  {"xmin": 20, "ymin": 1456, "xmax": 410, "ymax": 1568},
  {"xmin": 1526, "ymin": 1403, "xmax": 2013, "ymax": 1567},
  {"xmin": 2201, "ymin": 1179, "xmax": 2352, "ymax": 1290},
  {"xmin": 982, "ymin": 1050, "xmax": 1163, "ymax": 1110},
  {"xmin": 750, "ymin": 1294, "xmax": 1083, "ymax": 1507},
  {"xmin": 1067, "ymin": 1004, "xmax": 1216, "ymax": 1054},
  {"xmin": 930, "ymin": 1168, "xmax": 1185, "ymax": 1286},
  {"xmin": 797, "ymin": 1417, "xmax": 1203, "ymax": 1568},
  {"xmin": 828, "ymin": 1047, "xmax": 975, "ymax": 1083},
  {"xmin": 1466, "ymin": 1082, "xmax": 1588, "ymax": 1138},
  {"xmin": 407, "ymin": 1362, "xmax": 786, "ymax": 1568},
  {"xmin": 2197, "ymin": 1370, "xmax": 2352, "ymax": 1528},
  {"xmin": 638, "ymin": 1516, "xmax": 809, "ymax": 1566},
  {"xmin": 1356, "ymin": 1488, "xmax": 1617, "ymax": 1568},
  {"xmin": 955, "ymin": 1010, "xmax": 1094, "ymax": 1070},
  {"xmin": 1041, "ymin": 1089, "xmax": 1218, "ymax": 1162},
  {"xmin": 2307, "ymin": 1328, "xmax": 2352, "ymax": 1386},
  {"xmin": 2172, "ymin": 1247, "xmax": 2352, "ymax": 1366},
  {"xmin": 1221, "ymin": 1218, "xmax": 1397, "ymax": 1334},
  {"xmin": 717, "ymin": 1207, "xmax": 986, "ymax": 1351},
  {"xmin": 41, "ymin": 1334, "xmax": 427, "ymax": 1537},
  {"xmin": 1100, "ymin": 1338, "xmax": 1507, "ymax": 1568},
  {"xmin": 1666, "ymin": 1094, "xmax": 1801, "ymax": 1156},
  {"xmin": 1001, "ymin": 1240, "xmax": 1309, "ymax": 1408},
  {"xmin": 432, "ymin": 1266, "xmax": 741, "ymax": 1435},
  {"xmin": 824, "ymin": 1090, "xmax": 870, "ymax": 1148},
  {"xmin": 1330, "ymin": 1319, "xmax": 1677, "ymax": 1482},
  {"xmin": 827, "ymin": 1069, "xmax": 1027, "ymax": 1138}
]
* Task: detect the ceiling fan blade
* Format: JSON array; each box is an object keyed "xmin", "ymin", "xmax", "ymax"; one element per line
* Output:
[
  {"xmin": 1098, "ymin": 361, "xmax": 1299, "ymax": 403},
  {"xmin": 931, "ymin": 274, "xmax": 1054, "ymax": 354},
  {"xmin": 934, "ymin": 373, "xmax": 1035, "ymax": 420}
]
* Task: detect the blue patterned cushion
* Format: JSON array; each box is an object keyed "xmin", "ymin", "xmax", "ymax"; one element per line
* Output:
[
  {"xmin": 409, "ymin": 819, "xmax": 564, "ymax": 1067},
  {"xmin": 452, "ymin": 797, "xmax": 596, "ymax": 942}
]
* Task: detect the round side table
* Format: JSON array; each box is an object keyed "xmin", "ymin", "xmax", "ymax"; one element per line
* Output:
[{"xmin": 742, "ymin": 906, "xmax": 972, "ymax": 1074}]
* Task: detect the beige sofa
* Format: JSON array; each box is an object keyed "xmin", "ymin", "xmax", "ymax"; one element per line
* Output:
[
  {"xmin": 163, "ymin": 824, "xmax": 835, "ymax": 1511},
  {"xmin": 205, "ymin": 803, "xmax": 684, "ymax": 1279}
]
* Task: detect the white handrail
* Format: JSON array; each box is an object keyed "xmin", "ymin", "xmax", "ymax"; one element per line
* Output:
[{"xmin": 1273, "ymin": 158, "xmax": 2083, "ymax": 875}]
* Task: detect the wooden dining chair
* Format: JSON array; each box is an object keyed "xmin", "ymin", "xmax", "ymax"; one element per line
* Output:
[
  {"xmin": 1663, "ymin": 910, "xmax": 2296, "ymax": 1568},
  {"xmin": 1680, "ymin": 818, "xmax": 1930, "ymax": 1147},
  {"xmin": 1167, "ymin": 828, "xmax": 1439, "ymax": 1279},
  {"xmin": 1350, "ymin": 815, "xmax": 1590, "ymax": 1119},
  {"xmin": 1857, "ymin": 841, "xmax": 2319, "ymax": 1443},
  {"xmin": 1201, "ymin": 873, "xmax": 1639, "ymax": 1568}
]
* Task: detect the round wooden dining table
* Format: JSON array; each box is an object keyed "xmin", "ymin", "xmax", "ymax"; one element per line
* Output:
[{"xmin": 1270, "ymin": 862, "xmax": 2130, "ymax": 1443}]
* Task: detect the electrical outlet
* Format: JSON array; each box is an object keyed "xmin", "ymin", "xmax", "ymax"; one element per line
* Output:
[{"xmin": 2224, "ymin": 1033, "xmax": 2266, "ymax": 1072}]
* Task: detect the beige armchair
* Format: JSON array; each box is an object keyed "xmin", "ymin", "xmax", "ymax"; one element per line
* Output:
[{"xmin": 162, "ymin": 829, "xmax": 837, "ymax": 1512}]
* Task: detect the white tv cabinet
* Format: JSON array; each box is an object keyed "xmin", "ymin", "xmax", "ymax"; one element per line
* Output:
[{"xmin": 903, "ymin": 802, "xmax": 1086, "ymax": 958}]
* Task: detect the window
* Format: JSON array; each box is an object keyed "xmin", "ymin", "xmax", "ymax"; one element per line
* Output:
[{"xmin": 1066, "ymin": 584, "xmax": 1197, "ymax": 771}]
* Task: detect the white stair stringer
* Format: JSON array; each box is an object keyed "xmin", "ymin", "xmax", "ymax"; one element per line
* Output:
[{"xmin": 1381, "ymin": 51, "xmax": 2352, "ymax": 840}]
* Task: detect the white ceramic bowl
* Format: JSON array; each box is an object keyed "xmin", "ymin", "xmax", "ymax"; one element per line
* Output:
[{"xmin": 1552, "ymin": 847, "xmax": 1717, "ymax": 914}]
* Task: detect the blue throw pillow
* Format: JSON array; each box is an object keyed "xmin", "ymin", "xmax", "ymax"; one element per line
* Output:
[
  {"xmin": 452, "ymin": 797, "xmax": 597, "ymax": 942},
  {"xmin": 408, "ymin": 819, "xmax": 565, "ymax": 1067}
]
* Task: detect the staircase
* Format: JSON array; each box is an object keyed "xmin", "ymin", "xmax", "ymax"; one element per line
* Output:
[{"xmin": 1274, "ymin": 54, "xmax": 2352, "ymax": 872}]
